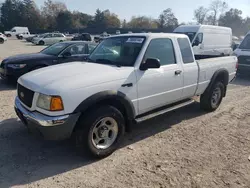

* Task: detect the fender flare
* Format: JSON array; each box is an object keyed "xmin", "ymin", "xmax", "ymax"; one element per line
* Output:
[
  {"xmin": 73, "ymin": 90, "xmax": 136, "ymax": 120},
  {"xmin": 204, "ymin": 68, "xmax": 229, "ymax": 97}
]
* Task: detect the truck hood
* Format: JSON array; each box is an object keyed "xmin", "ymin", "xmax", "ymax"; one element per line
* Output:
[{"xmin": 18, "ymin": 62, "xmax": 134, "ymax": 94}]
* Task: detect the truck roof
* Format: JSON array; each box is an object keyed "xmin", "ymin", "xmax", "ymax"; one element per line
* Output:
[
  {"xmin": 174, "ymin": 25, "xmax": 232, "ymax": 33},
  {"xmin": 109, "ymin": 33, "xmax": 188, "ymax": 39}
]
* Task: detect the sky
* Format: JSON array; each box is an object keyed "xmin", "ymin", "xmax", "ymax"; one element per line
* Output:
[{"xmin": 35, "ymin": 0, "xmax": 250, "ymax": 22}]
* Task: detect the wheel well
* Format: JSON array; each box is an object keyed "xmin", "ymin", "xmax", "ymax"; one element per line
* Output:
[
  {"xmin": 213, "ymin": 71, "xmax": 229, "ymax": 97},
  {"xmin": 76, "ymin": 98, "xmax": 131, "ymax": 132},
  {"xmin": 215, "ymin": 71, "xmax": 229, "ymax": 86}
]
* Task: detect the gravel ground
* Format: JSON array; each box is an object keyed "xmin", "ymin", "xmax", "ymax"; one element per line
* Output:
[{"xmin": 1, "ymin": 39, "xmax": 250, "ymax": 188}]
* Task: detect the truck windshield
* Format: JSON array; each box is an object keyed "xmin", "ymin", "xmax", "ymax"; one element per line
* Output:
[
  {"xmin": 88, "ymin": 36, "xmax": 145, "ymax": 66},
  {"xmin": 175, "ymin": 32, "xmax": 196, "ymax": 42},
  {"xmin": 239, "ymin": 34, "xmax": 250, "ymax": 49}
]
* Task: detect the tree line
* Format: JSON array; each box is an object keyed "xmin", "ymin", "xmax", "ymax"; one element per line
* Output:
[
  {"xmin": 193, "ymin": 0, "xmax": 250, "ymax": 36},
  {"xmin": 0, "ymin": 0, "xmax": 178, "ymax": 32},
  {"xmin": 0, "ymin": 0, "xmax": 250, "ymax": 36}
]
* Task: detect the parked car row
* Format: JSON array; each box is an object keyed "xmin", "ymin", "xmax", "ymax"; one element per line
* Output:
[{"xmin": 2, "ymin": 33, "xmax": 237, "ymax": 158}]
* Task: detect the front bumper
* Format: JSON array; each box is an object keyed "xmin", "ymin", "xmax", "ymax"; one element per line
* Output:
[{"xmin": 15, "ymin": 97, "xmax": 80, "ymax": 140}]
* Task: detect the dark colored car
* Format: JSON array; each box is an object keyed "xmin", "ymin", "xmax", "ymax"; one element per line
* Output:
[
  {"xmin": 71, "ymin": 33, "xmax": 92, "ymax": 41},
  {"xmin": 0, "ymin": 41, "xmax": 97, "ymax": 80}
]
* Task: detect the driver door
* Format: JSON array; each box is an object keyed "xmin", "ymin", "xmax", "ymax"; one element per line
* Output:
[{"xmin": 136, "ymin": 38, "xmax": 184, "ymax": 114}]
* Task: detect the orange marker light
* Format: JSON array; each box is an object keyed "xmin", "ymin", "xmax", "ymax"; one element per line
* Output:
[{"xmin": 50, "ymin": 96, "xmax": 64, "ymax": 111}]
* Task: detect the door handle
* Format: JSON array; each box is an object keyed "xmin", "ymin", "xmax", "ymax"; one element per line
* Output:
[{"xmin": 175, "ymin": 70, "xmax": 182, "ymax": 75}]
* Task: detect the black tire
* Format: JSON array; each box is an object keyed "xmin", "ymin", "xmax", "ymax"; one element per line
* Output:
[
  {"xmin": 200, "ymin": 81, "xmax": 225, "ymax": 112},
  {"xmin": 74, "ymin": 105, "xmax": 125, "ymax": 158},
  {"xmin": 59, "ymin": 40, "xmax": 63, "ymax": 42},
  {"xmin": 0, "ymin": 38, "xmax": 4, "ymax": 44},
  {"xmin": 6, "ymin": 34, "xmax": 11, "ymax": 37},
  {"xmin": 38, "ymin": 40, "xmax": 45, "ymax": 45},
  {"xmin": 19, "ymin": 36, "xmax": 23, "ymax": 40}
]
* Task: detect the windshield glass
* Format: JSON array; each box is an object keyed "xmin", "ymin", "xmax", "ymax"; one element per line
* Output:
[
  {"xmin": 175, "ymin": 32, "xmax": 196, "ymax": 42},
  {"xmin": 88, "ymin": 36, "xmax": 145, "ymax": 66},
  {"xmin": 40, "ymin": 42, "xmax": 69, "ymax": 55},
  {"xmin": 239, "ymin": 34, "xmax": 250, "ymax": 49}
]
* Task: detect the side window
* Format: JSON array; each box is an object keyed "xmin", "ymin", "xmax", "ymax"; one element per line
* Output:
[
  {"xmin": 45, "ymin": 34, "xmax": 52, "ymax": 38},
  {"xmin": 196, "ymin": 33, "xmax": 203, "ymax": 43},
  {"xmin": 177, "ymin": 38, "xmax": 195, "ymax": 64},
  {"xmin": 64, "ymin": 44, "xmax": 86, "ymax": 55},
  {"xmin": 12, "ymin": 29, "xmax": 16, "ymax": 32},
  {"xmin": 88, "ymin": 44, "xmax": 97, "ymax": 53},
  {"xmin": 55, "ymin": 34, "xmax": 63, "ymax": 37},
  {"xmin": 144, "ymin": 38, "xmax": 176, "ymax": 66}
]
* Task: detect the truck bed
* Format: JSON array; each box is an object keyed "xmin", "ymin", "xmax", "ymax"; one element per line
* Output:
[{"xmin": 195, "ymin": 56, "xmax": 237, "ymax": 95}]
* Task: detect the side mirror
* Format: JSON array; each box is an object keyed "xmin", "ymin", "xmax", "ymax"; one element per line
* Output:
[
  {"xmin": 62, "ymin": 52, "xmax": 71, "ymax": 57},
  {"xmin": 192, "ymin": 40, "xmax": 200, "ymax": 47},
  {"xmin": 140, "ymin": 58, "xmax": 161, "ymax": 71}
]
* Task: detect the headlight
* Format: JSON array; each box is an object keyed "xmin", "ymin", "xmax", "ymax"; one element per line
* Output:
[
  {"xmin": 37, "ymin": 93, "xmax": 64, "ymax": 111},
  {"xmin": 7, "ymin": 64, "xmax": 26, "ymax": 69}
]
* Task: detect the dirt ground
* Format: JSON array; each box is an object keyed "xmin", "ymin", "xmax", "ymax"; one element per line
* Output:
[{"xmin": 1, "ymin": 39, "xmax": 250, "ymax": 188}]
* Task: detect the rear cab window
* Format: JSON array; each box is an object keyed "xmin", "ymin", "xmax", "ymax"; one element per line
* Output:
[{"xmin": 177, "ymin": 38, "xmax": 195, "ymax": 64}]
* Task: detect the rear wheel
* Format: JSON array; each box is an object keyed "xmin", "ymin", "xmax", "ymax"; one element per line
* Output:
[
  {"xmin": 6, "ymin": 34, "xmax": 11, "ymax": 37},
  {"xmin": 19, "ymin": 36, "xmax": 23, "ymax": 40},
  {"xmin": 38, "ymin": 40, "xmax": 45, "ymax": 45},
  {"xmin": 0, "ymin": 38, "xmax": 4, "ymax": 44},
  {"xmin": 74, "ymin": 105, "xmax": 125, "ymax": 158},
  {"xmin": 200, "ymin": 81, "xmax": 225, "ymax": 112}
]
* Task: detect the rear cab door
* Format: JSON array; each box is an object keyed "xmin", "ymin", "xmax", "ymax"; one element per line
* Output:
[
  {"xmin": 136, "ymin": 35, "xmax": 184, "ymax": 115},
  {"xmin": 177, "ymin": 36, "xmax": 199, "ymax": 99}
]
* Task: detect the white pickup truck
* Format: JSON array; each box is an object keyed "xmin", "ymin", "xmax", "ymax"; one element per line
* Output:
[{"xmin": 14, "ymin": 33, "xmax": 237, "ymax": 158}]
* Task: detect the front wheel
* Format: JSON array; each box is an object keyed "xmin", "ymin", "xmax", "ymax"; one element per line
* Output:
[
  {"xmin": 38, "ymin": 40, "xmax": 45, "ymax": 45},
  {"xmin": 0, "ymin": 38, "xmax": 4, "ymax": 44},
  {"xmin": 200, "ymin": 82, "xmax": 225, "ymax": 112},
  {"xmin": 74, "ymin": 105, "xmax": 125, "ymax": 158}
]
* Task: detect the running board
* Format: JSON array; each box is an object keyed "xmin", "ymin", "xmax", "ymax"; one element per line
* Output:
[{"xmin": 135, "ymin": 99, "xmax": 195, "ymax": 123}]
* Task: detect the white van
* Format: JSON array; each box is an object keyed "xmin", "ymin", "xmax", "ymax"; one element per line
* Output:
[
  {"xmin": 4, "ymin": 27, "xmax": 30, "ymax": 37},
  {"xmin": 174, "ymin": 25, "xmax": 232, "ymax": 58}
]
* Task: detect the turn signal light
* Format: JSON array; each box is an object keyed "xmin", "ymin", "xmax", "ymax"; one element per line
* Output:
[{"xmin": 50, "ymin": 96, "xmax": 64, "ymax": 111}]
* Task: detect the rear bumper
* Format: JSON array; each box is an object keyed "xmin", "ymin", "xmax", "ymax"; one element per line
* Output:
[{"xmin": 15, "ymin": 97, "xmax": 80, "ymax": 140}]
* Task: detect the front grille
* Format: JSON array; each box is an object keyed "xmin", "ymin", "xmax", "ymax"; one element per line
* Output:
[
  {"xmin": 17, "ymin": 84, "xmax": 34, "ymax": 108},
  {"xmin": 238, "ymin": 56, "xmax": 250, "ymax": 65}
]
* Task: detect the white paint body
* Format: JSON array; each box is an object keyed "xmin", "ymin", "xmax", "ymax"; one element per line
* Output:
[
  {"xmin": 4, "ymin": 27, "xmax": 29, "ymax": 37},
  {"xmin": 174, "ymin": 25, "xmax": 233, "ymax": 56},
  {"xmin": 18, "ymin": 33, "xmax": 237, "ymax": 117}
]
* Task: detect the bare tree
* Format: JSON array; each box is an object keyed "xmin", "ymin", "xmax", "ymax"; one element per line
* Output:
[
  {"xmin": 158, "ymin": 8, "xmax": 178, "ymax": 28},
  {"xmin": 209, "ymin": 0, "xmax": 228, "ymax": 25},
  {"xmin": 194, "ymin": 6, "xmax": 208, "ymax": 24}
]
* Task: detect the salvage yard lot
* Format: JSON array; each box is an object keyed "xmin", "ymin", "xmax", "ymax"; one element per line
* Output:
[{"xmin": 1, "ymin": 39, "xmax": 250, "ymax": 188}]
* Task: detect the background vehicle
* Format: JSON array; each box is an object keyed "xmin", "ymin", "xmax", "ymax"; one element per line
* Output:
[
  {"xmin": 174, "ymin": 25, "xmax": 233, "ymax": 58},
  {"xmin": 4, "ymin": 27, "xmax": 29, "ymax": 37},
  {"xmin": 234, "ymin": 31, "xmax": 250, "ymax": 75},
  {"xmin": 0, "ymin": 33, "xmax": 7, "ymax": 44},
  {"xmin": 0, "ymin": 41, "xmax": 97, "ymax": 80},
  {"xmin": 71, "ymin": 33, "xmax": 92, "ymax": 41},
  {"xmin": 26, "ymin": 34, "xmax": 40, "ymax": 42},
  {"xmin": 16, "ymin": 33, "xmax": 34, "ymax": 40},
  {"xmin": 32, "ymin": 33, "xmax": 67, "ymax": 45},
  {"xmin": 15, "ymin": 33, "xmax": 237, "ymax": 158}
]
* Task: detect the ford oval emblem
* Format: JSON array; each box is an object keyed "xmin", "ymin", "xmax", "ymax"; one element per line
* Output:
[{"xmin": 20, "ymin": 92, "xmax": 24, "ymax": 98}]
